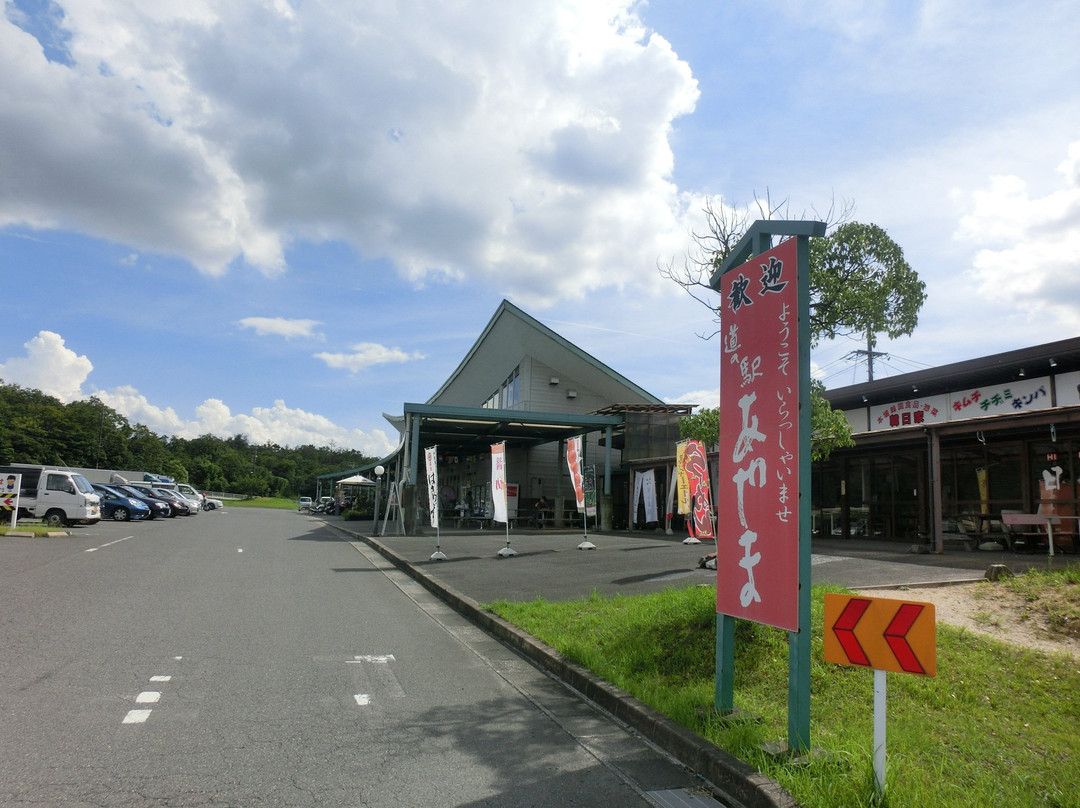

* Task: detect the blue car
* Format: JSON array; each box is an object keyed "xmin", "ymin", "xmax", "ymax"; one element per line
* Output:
[
  {"xmin": 114, "ymin": 484, "xmax": 174, "ymax": 519},
  {"xmin": 91, "ymin": 483, "xmax": 152, "ymax": 522}
]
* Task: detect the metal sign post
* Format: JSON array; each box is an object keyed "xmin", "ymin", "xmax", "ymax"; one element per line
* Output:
[{"xmin": 824, "ymin": 593, "xmax": 938, "ymax": 796}]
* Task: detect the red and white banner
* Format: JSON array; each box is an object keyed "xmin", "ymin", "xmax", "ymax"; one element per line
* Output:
[
  {"xmin": 424, "ymin": 446, "xmax": 439, "ymax": 529},
  {"xmin": 566, "ymin": 435, "xmax": 585, "ymax": 509},
  {"xmin": 682, "ymin": 439, "xmax": 715, "ymax": 539},
  {"xmin": 490, "ymin": 442, "xmax": 508, "ymax": 523},
  {"xmin": 716, "ymin": 238, "xmax": 800, "ymax": 631}
]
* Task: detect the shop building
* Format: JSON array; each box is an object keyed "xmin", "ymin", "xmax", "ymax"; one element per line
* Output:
[{"xmin": 819, "ymin": 337, "xmax": 1080, "ymax": 551}]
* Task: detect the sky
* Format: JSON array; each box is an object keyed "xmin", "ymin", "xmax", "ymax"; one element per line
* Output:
[{"xmin": 3, "ymin": 0, "xmax": 1079, "ymax": 459}]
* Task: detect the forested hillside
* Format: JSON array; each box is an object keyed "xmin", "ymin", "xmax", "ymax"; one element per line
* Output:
[{"xmin": 0, "ymin": 381, "xmax": 374, "ymax": 498}]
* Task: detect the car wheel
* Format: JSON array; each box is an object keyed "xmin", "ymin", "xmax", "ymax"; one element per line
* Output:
[
  {"xmin": 44, "ymin": 509, "xmax": 67, "ymax": 528},
  {"xmin": 112, "ymin": 507, "xmax": 130, "ymax": 522}
]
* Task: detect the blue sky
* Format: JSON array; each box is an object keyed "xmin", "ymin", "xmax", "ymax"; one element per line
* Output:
[{"xmin": 3, "ymin": 0, "xmax": 1079, "ymax": 457}]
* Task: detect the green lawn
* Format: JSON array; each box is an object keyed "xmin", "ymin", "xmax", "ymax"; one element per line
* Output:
[
  {"xmin": 488, "ymin": 571, "xmax": 1080, "ymax": 808},
  {"xmin": 221, "ymin": 496, "xmax": 299, "ymax": 510}
]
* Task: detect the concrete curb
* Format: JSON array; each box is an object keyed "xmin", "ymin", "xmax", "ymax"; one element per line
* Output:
[{"xmin": 346, "ymin": 527, "xmax": 799, "ymax": 808}]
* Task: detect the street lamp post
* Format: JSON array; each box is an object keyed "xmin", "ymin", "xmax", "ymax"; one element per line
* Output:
[{"xmin": 373, "ymin": 465, "xmax": 385, "ymax": 534}]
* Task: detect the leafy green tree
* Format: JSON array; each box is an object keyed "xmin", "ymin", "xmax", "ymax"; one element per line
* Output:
[
  {"xmin": 810, "ymin": 221, "xmax": 925, "ymax": 378},
  {"xmin": 661, "ymin": 196, "xmax": 926, "ymax": 459},
  {"xmin": 679, "ymin": 380, "xmax": 854, "ymax": 462},
  {"xmin": 0, "ymin": 380, "xmax": 375, "ymax": 497}
]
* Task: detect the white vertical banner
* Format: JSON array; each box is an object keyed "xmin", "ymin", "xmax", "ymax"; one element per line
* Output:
[
  {"xmin": 491, "ymin": 442, "xmax": 508, "ymax": 523},
  {"xmin": 641, "ymin": 468, "xmax": 658, "ymax": 523},
  {"xmin": 566, "ymin": 435, "xmax": 585, "ymax": 509},
  {"xmin": 424, "ymin": 446, "xmax": 439, "ymax": 529}
]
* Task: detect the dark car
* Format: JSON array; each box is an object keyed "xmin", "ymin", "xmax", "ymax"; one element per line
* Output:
[
  {"xmin": 151, "ymin": 487, "xmax": 193, "ymax": 516},
  {"xmin": 114, "ymin": 484, "xmax": 174, "ymax": 519},
  {"xmin": 90, "ymin": 483, "xmax": 152, "ymax": 522}
]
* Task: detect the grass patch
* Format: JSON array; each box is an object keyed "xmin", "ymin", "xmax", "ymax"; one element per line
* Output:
[
  {"xmin": 488, "ymin": 572, "xmax": 1080, "ymax": 808},
  {"xmin": 1001, "ymin": 566, "xmax": 1080, "ymax": 640},
  {"xmin": 0, "ymin": 523, "xmax": 66, "ymax": 536},
  {"xmin": 223, "ymin": 496, "xmax": 298, "ymax": 510}
]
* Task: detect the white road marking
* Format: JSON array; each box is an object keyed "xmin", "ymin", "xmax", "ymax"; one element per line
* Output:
[
  {"xmin": 122, "ymin": 709, "xmax": 152, "ymax": 724},
  {"xmin": 85, "ymin": 536, "xmax": 133, "ymax": 553},
  {"xmin": 136, "ymin": 691, "xmax": 161, "ymax": 704},
  {"xmin": 150, "ymin": 675, "xmax": 171, "ymax": 682},
  {"xmin": 354, "ymin": 694, "xmax": 371, "ymax": 706},
  {"xmin": 350, "ymin": 654, "xmax": 396, "ymax": 664}
]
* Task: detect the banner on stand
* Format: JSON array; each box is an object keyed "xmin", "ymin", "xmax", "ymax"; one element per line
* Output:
[
  {"xmin": 583, "ymin": 465, "xmax": 596, "ymax": 517},
  {"xmin": 566, "ymin": 435, "xmax": 585, "ymax": 509},
  {"xmin": 682, "ymin": 439, "xmax": 714, "ymax": 539},
  {"xmin": 491, "ymin": 442, "xmax": 508, "ymax": 523},
  {"xmin": 424, "ymin": 446, "xmax": 439, "ymax": 529}
]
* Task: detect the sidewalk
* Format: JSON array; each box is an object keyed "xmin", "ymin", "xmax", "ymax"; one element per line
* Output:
[{"xmin": 343, "ymin": 521, "xmax": 1075, "ymax": 604}]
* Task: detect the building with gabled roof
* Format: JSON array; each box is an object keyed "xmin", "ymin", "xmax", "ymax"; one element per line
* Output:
[{"xmin": 323, "ymin": 300, "xmax": 691, "ymax": 532}]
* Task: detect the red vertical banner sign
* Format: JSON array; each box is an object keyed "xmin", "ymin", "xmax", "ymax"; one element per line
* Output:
[
  {"xmin": 566, "ymin": 435, "xmax": 585, "ymax": 510},
  {"xmin": 716, "ymin": 238, "xmax": 800, "ymax": 631},
  {"xmin": 683, "ymin": 439, "xmax": 715, "ymax": 540}
]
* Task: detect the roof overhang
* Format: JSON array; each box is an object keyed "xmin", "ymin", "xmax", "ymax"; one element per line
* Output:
[{"xmin": 402, "ymin": 402, "xmax": 623, "ymax": 455}]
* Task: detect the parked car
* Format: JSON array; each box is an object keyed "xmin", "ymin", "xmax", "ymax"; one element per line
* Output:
[
  {"xmin": 90, "ymin": 483, "xmax": 152, "ymax": 522},
  {"xmin": 298, "ymin": 496, "xmax": 313, "ymax": 512},
  {"xmin": 113, "ymin": 484, "xmax": 174, "ymax": 519},
  {"xmin": 151, "ymin": 487, "xmax": 193, "ymax": 516},
  {"xmin": 202, "ymin": 495, "xmax": 224, "ymax": 510},
  {"xmin": 173, "ymin": 490, "xmax": 203, "ymax": 514}
]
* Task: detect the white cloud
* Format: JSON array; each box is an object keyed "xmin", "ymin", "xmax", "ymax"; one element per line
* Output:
[
  {"xmin": 665, "ymin": 388, "xmax": 718, "ymax": 410},
  {"xmin": 956, "ymin": 140, "xmax": 1080, "ymax": 330},
  {"xmin": 1, "ymin": 330, "xmax": 393, "ymax": 454},
  {"xmin": 238, "ymin": 316, "xmax": 324, "ymax": 340},
  {"xmin": 314, "ymin": 342, "xmax": 425, "ymax": 373},
  {"xmin": 0, "ymin": 1, "xmax": 698, "ymax": 300},
  {"xmin": 0, "ymin": 330, "xmax": 92, "ymax": 402},
  {"xmin": 94, "ymin": 388, "xmax": 395, "ymax": 456}
]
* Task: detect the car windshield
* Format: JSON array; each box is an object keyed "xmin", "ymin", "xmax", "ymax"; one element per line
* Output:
[{"xmin": 73, "ymin": 474, "xmax": 95, "ymax": 494}]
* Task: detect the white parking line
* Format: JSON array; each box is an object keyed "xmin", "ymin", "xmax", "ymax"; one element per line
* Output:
[
  {"xmin": 135, "ymin": 691, "xmax": 161, "ymax": 704},
  {"xmin": 85, "ymin": 536, "xmax": 133, "ymax": 553},
  {"xmin": 122, "ymin": 709, "xmax": 152, "ymax": 724}
]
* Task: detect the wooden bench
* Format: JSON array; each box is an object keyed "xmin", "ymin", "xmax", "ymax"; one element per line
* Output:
[{"xmin": 1000, "ymin": 512, "xmax": 1069, "ymax": 556}]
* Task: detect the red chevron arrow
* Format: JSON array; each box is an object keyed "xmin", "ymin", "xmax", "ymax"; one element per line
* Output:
[
  {"xmin": 833, "ymin": 597, "xmax": 871, "ymax": 666},
  {"xmin": 884, "ymin": 603, "xmax": 926, "ymax": 674}
]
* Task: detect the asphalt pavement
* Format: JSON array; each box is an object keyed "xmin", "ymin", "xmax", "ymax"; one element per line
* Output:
[
  {"xmin": 342, "ymin": 521, "xmax": 1075, "ymax": 605},
  {"xmin": 323, "ymin": 518, "xmax": 1078, "ymax": 808}
]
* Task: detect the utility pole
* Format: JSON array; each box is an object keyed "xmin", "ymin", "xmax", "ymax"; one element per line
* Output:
[{"xmin": 847, "ymin": 333, "xmax": 888, "ymax": 382}]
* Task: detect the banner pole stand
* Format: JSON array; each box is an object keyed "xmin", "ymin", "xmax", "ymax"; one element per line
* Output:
[
  {"xmin": 497, "ymin": 522, "xmax": 517, "ymax": 557},
  {"xmin": 430, "ymin": 526, "xmax": 446, "ymax": 561},
  {"xmin": 578, "ymin": 511, "xmax": 595, "ymax": 550}
]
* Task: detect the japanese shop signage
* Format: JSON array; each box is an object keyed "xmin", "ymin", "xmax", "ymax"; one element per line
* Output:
[
  {"xmin": 866, "ymin": 377, "xmax": 1054, "ymax": 432},
  {"xmin": 716, "ymin": 238, "xmax": 800, "ymax": 631}
]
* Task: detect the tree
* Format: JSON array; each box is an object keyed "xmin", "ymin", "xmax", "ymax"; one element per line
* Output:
[
  {"xmin": 661, "ymin": 194, "xmax": 924, "ymax": 460},
  {"xmin": 810, "ymin": 221, "xmax": 925, "ymax": 378},
  {"xmin": 679, "ymin": 380, "xmax": 854, "ymax": 462}
]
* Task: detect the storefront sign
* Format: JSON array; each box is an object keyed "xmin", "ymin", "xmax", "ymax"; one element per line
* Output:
[
  {"xmin": 864, "ymin": 377, "xmax": 1055, "ymax": 432},
  {"xmin": 716, "ymin": 238, "xmax": 800, "ymax": 631}
]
